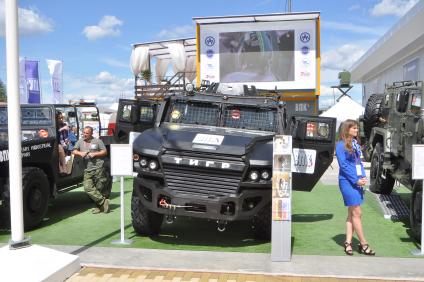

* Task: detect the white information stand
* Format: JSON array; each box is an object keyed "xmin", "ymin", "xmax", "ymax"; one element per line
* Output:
[
  {"xmin": 110, "ymin": 144, "xmax": 133, "ymax": 245},
  {"xmin": 271, "ymin": 135, "xmax": 292, "ymax": 261},
  {"xmin": 411, "ymin": 144, "xmax": 424, "ymax": 256}
]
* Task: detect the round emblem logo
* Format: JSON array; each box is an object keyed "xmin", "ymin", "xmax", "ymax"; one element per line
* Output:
[
  {"xmin": 206, "ymin": 49, "xmax": 214, "ymax": 58},
  {"xmin": 205, "ymin": 36, "xmax": 215, "ymax": 46},
  {"xmin": 300, "ymin": 32, "xmax": 310, "ymax": 43}
]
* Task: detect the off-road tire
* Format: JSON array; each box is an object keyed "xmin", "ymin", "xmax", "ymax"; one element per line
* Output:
[
  {"xmin": 3, "ymin": 167, "xmax": 51, "ymax": 230},
  {"xmin": 253, "ymin": 203, "xmax": 271, "ymax": 240},
  {"xmin": 369, "ymin": 143, "xmax": 395, "ymax": 194},
  {"xmin": 363, "ymin": 94, "xmax": 384, "ymax": 139},
  {"xmin": 410, "ymin": 180, "xmax": 422, "ymax": 243},
  {"xmin": 131, "ymin": 191, "xmax": 163, "ymax": 236}
]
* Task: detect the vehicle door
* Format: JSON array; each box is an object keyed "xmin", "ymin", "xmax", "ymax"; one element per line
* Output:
[
  {"xmin": 403, "ymin": 89, "xmax": 421, "ymax": 162},
  {"xmin": 114, "ymin": 99, "xmax": 157, "ymax": 143},
  {"xmin": 391, "ymin": 90, "xmax": 410, "ymax": 158},
  {"xmin": 287, "ymin": 115, "xmax": 337, "ymax": 192},
  {"xmin": 54, "ymin": 106, "xmax": 86, "ymax": 189}
]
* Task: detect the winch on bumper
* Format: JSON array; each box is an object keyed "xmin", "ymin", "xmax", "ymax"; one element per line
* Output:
[{"xmin": 133, "ymin": 175, "xmax": 271, "ymax": 221}]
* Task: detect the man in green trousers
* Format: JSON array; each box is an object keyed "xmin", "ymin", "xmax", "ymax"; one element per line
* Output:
[{"xmin": 73, "ymin": 126, "xmax": 109, "ymax": 214}]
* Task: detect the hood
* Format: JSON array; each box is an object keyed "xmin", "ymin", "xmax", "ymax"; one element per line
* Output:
[{"xmin": 133, "ymin": 123, "xmax": 274, "ymax": 157}]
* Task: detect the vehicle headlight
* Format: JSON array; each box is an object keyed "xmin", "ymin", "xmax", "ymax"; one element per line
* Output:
[
  {"xmin": 139, "ymin": 158, "xmax": 148, "ymax": 167},
  {"xmin": 249, "ymin": 171, "xmax": 259, "ymax": 181},
  {"xmin": 260, "ymin": 170, "xmax": 271, "ymax": 180},
  {"xmin": 148, "ymin": 160, "xmax": 159, "ymax": 170},
  {"xmin": 133, "ymin": 154, "xmax": 140, "ymax": 161},
  {"xmin": 317, "ymin": 123, "xmax": 329, "ymax": 138}
]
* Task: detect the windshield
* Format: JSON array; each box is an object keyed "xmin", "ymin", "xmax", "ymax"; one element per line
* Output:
[
  {"xmin": 0, "ymin": 107, "xmax": 53, "ymax": 126},
  {"xmin": 223, "ymin": 106, "xmax": 277, "ymax": 132},
  {"xmin": 168, "ymin": 101, "xmax": 219, "ymax": 126}
]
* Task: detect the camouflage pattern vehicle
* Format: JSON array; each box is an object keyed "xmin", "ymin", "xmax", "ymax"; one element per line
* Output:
[
  {"xmin": 361, "ymin": 81, "xmax": 423, "ymax": 240},
  {"xmin": 118, "ymin": 85, "xmax": 337, "ymax": 240}
]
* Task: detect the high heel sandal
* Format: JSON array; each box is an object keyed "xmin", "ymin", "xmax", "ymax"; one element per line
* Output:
[
  {"xmin": 344, "ymin": 242, "xmax": 353, "ymax": 256},
  {"xmin": 358, "ymin": 243, "xmax": 375, "ymax": 256}
]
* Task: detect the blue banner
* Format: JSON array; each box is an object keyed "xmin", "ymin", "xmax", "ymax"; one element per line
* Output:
[{"xmin": 25, "ymin": 60, "xmax": 41, "ymax": 104}]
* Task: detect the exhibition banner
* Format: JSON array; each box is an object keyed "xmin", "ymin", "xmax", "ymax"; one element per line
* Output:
[
  {"xmin": 46, "ymin": 59, "xmax": 63, "ymax": 104},
  {"xmin": 25, "ymin": 60, "xmax": 41, "ymax": 104},
  {"xmin": 19, "ymin": 57, "xmax": 27, "ymax": 103}
]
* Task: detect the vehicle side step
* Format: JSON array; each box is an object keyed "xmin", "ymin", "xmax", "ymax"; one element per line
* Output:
[{"xmin": 373, "ymin": 193, "xmax": 409, "ymax": 220}]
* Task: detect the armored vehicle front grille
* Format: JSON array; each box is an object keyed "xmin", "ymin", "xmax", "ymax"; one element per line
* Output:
[{"xmin": 163, "ymin": 165, "xmax": 241, "ymax": 197}]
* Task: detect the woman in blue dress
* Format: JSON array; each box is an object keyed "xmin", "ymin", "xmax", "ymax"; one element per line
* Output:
[{"xmin": 336, "ymin": 119, "xmax": 375, "ymax": 256}]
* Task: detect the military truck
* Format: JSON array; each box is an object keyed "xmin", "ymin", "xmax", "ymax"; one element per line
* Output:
[
  {"xmin": 0, "ymin": 103, "xmax": 112, "ymax": 230},
  {"xmin": 118, "ymin": 86, "xmax": 336, "ymax": 239},
  {"xmin": 362, "ymin": 81, "xmax": 423, "ymax": 241}
]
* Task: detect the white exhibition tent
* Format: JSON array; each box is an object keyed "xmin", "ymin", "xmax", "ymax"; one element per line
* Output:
[{"xmin": 320, "ymin": 95, "xmax": 365, "ymax": 129}]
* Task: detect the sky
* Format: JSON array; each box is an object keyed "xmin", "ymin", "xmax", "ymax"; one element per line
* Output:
[{"xmin": 0, "ymin": 0, "xmax": 420, "ymax": 109}]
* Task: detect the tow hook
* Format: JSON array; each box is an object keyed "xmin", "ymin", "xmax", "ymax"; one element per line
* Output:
[{"xmin": 217, "ymin": 220, "xmax": 227, "ymax": 232}]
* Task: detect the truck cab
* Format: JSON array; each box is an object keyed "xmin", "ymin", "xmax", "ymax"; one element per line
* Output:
[{"xmin": 0, "ymin": 103, "xmax": 112, "ymax": 230}]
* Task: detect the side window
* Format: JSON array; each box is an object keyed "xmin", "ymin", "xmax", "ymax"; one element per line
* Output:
[
  {"xmin": 120, "ymin": 104, "xmax": 132, "ymax": 122},
  {"xmin": 140, "ymin": 105, "xmax": 155, "ymax": 122},
  {"xmin": 396, "ymin": 91, "xmax": 409, "ymax": 113}
]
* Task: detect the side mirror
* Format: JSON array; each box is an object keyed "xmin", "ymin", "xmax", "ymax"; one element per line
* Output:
[
  {"xmin": 130, "ymin": 107, "xmax": 139, "ymax": 124},
  {"xmin": 290, "ymin": 118, "xmax": 305, "ymax": 140}
]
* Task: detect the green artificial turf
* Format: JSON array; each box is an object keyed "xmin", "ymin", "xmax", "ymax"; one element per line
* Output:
[{"xmin": 0, "ymin": 179, "xmax": 421, "ymax": 257}]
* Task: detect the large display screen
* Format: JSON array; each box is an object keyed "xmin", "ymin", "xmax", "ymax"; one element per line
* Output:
[
  {"xmin": 200, "ymin": 20, "xmax": 317, "ymax": 90},
  {"xmin": 220, "ymin": 30, "xmax": 294, "ymax": 83}
]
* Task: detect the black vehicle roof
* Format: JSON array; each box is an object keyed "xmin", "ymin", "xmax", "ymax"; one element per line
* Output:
[{"xmin": 171, "ymin": 93, "xmax": 280, "ymax": 108}]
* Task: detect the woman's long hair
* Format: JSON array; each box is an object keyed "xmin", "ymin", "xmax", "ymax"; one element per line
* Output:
[{"xmin": 338, "ymin": 119, "xmax": 359, "ymax": 154}]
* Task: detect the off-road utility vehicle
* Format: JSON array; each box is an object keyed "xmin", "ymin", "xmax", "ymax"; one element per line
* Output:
[
  {"xmin": 0, "ymin": 103, "xmax": 112, "ymax": 230},
  {"xmin": 119, "ymin": 86, "xmax": 336, "ymax": 239},
  {"xmin": 361, "ymin": 81, "xmax": 423, "ymax": 240}
]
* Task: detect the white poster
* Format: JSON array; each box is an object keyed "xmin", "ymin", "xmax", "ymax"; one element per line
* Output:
[
  {"xmin": 19, "ymin": 57, "xmax": 27, "ymax": 103},
  {"xmin": 200, "ymin": 20, "xmax": 317, "ymax": 90},
  {"xmin": 46, "ymin": 59, "xmax": 63, "ymax": 104}
]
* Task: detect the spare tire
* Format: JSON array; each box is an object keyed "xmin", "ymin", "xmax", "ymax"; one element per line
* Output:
[{"xmin": 363, "ymin": 94, "xmax": 384, "ymax": 138}]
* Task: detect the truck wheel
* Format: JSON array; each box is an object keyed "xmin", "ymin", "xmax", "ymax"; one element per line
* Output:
[
  {"xmin": 253, "ymin": 203, "xmax": 271, "ymax": 240},
  {"xmin": 410, "ymin": 181, "xmax": 422, "ymax": 243},
  {"xmin": 131, "ymin": 191, "xmax": 163, "ymax": 236},
  {"xmin": 21, "ymin": 167, "xmax": 50, "ymax": 230},
  {"xmin": 363, "ymin": 94, "xmax": 384, "ymax": 139},
  {"xmin": 369, "ymin": 143, "xmax": 394, "ymax": 194}
]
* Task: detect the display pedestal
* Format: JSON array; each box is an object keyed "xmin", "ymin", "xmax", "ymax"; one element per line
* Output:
[{"xmin": 0, "ymin": 244, "xmax": 80, "ymax": 281}]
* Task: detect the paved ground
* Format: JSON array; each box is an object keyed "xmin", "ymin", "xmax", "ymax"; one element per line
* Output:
[
  {"xmin": 46, "ymin": 244, "xmax": 423, "ymax": 281},
  {"xmin": 68, "ymin": 266, "xmax": 417, "ymax": 282}
]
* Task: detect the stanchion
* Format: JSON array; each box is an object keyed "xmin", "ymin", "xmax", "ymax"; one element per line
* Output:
[
  {"xmin": 271, "ymin": 135, "xmax": 292, "ymax": 261},
  {"xmin": 110, "ymin": 144, "xmax": 133, "ymax": 245}
]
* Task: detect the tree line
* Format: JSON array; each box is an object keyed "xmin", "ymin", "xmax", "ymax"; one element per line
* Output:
[{"xmin": 0, "ymin": 80, "xmax": 6, "ymax": 102}]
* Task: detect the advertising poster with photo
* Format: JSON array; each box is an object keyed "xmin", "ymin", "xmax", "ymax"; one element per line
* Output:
[
  {"xmin": 272, "ymin": 135, "xmax": 292, "ymax": 221},
  {"xmin": 200, "ymin": 19, "xmax": 317, "ymax": 90}
]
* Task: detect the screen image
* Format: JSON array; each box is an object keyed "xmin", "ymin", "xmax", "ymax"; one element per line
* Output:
[{"xmin": 219, "ymin": 30, "xmax": 294, "ymax": 83}]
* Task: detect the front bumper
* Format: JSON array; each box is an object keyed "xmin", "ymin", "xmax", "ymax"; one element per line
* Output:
[{"xmin": 133, "ymin": 176, "xmax": 271, "ymax": 221}]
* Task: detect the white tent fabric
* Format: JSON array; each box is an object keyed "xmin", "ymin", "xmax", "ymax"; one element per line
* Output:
[
  {"xmin": 167, "ymin": 42, "xmax": 186, "ymax": 74},
  {"xmin": 155, "ymin": 58, "xmax": 170, "ymax": 83},
  {"xmin": 185, "ymin": 56, "xmax": 196, "ymax": 82},
  {"xmin": 320, "ymin": 96, "xmax": 365, "ymax": 129},
  {"xmin": 130, "ymin": 46, "xmax": 150, "ymax": 76}
]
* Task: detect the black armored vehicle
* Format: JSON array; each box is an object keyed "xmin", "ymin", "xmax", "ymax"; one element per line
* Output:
[
  {"xmin": 123, "ymin": 88, "xmax": 336, "ymax": 239},
  {"xmin": 0, "ymin": 103, "xmax": 112, "ymax": 230}
]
